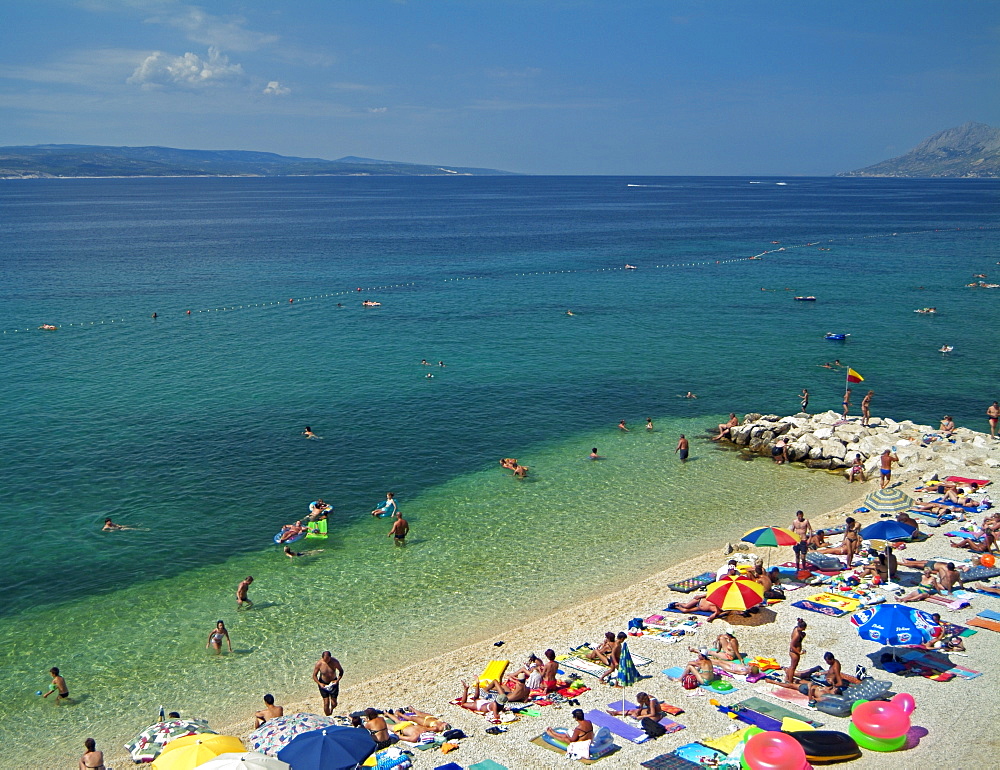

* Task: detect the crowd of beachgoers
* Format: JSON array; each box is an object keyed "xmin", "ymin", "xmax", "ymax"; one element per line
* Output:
[{"xmin": 69, "ymin": 410, "xmax": 1000, "ymax": 770}]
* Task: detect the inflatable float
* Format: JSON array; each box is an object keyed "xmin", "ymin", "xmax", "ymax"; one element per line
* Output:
[{"xmin": 824, "ymin": 333, "xmax": 848, "ymax": 341}]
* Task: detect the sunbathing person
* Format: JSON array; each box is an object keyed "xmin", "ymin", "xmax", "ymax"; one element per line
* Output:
[
  {"xmin": 706, "ymin": 632, "xmax": 742, "ymax": 662},
  {"xmin": 386, "ymin": 708, "xmax": 451, "ymax": 733},
  {"xmin": 897, "ymin": 511, "xmax": 920, "ymax": 532},
  {"xmin": 598, "ymin": 632, "xmax": 627, "ymax": 684},
  {"xmin": 488, "ymin": 675, "xmax": 530, "ymax": 703},
  {"xmin": 607, "ymin": 691, "xmax": 662, "ymax": 719},
  {"xmin": 921, "ymin": 613, "xmax": 966, "ymax": 652},
  {"xmin": 682, "ymin": 651, "xmax": 717, "ymax": 684},
  {"xmin": 509, "ymin": 654, "xmax": 543, "ymax": 689},
  {"xmin": 712, "ymin": 413, "xmax": 739, "ymax": 441},
  {"xmin": 381, "ymin": 715, "xmax": 436, "ymax": 743},
  {"xmin": 950, "ymin": 530, "xmax": 996, "ymax": 552},
  {"xmin": 807, "ymin": 530, "xmax": 829, "ymax": 550},
  {"xmin": 277, "ymin": 521, "xmax": 307, "ymax": 543},
  {"xmin": 544, "ymin": 709, "xmax": 593, "ymax": 751},
  {"xmin": 360, "ymin": 709, "xmax": 397, "ymax": 750},
  {"xmin": 455, "ymin": 679, "xmax": 506, "ymax": 721},
  {"xmin": 899, "ymin": 568, "xmax": 939, "ymax": 602},
  {"xmin": 583, "ymin": 632, "xmax": 617, "ymax": 665},
  {"xmin": 803, "ymin": 652, "xmax": 844, "ymax": 706},
  {"xmin": 861, "ymin": 553, "xmax": 890, "ymax": 583},
  {"xmin": 669, "ymin": 594, "xmax": 724, "ymax": 622}
]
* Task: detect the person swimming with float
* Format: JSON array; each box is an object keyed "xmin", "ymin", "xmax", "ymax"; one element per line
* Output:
[{"xmin": 371, "ymin": 492, "xmax": 398, "ymax": 517}]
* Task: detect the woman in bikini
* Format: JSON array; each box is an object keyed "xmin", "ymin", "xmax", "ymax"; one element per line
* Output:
[
  {"xmin": 682, "ymin": 651, "xmax": 717, "ymax": 684},
  {"xmin": 607, "ymin": 691, "xmax": 662, "ymax": 719},
  {"xmin": 843, "ymin": 517, "xmax": 861, "ymax": 568},
  {"xmin": 206, "ymin": 620, "xmax": 232, "ymax": 655},
  {"xmin": 900, "ymin": 569, "xmax": 939, "ymax": 602},
  {"xmin": 360, "ymin": 709, "xmax": 397, "ymax": 750},
  {"xmin": 386, "ymin": 708, "xmax": 450, "ymax": 733},
  {"xmin": 79, "ymin": 738, "xmax": 105, "ymax": 770}
]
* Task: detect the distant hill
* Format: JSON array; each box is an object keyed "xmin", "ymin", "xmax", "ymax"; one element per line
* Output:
[
  {"xmin": 838, "ymin": 122, "xmax": 1000, "ymax": 178},
  {"xmin": 0, "ymin": 145, "xmax": 517, "ymax": 179}
]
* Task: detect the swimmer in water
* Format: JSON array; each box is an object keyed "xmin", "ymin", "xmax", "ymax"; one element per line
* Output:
[
  {"xmin": 303, "ymin": 426, "xmax": 321, "ymax": 439},
  {"xmin": 646, "ymin": 418, "xmax": 654, "ymax": 431},
  {"xmin": 590, "ymin": 447, "xmax": 600, "ymax": 460},
  {"xmin": 284, "ymin": 545, "xmax": 324, "ymax": 558},
  {"xmin": 426, "ymin": 373, "xmax": 434, "ymax": 378},
  {"xmin": 102, "ymin": 518, "xmax": 137, "ymax": 531},
  {"xmin": 566, "ymin": 310, "xmax": 574, "ymax": 316},
  {"xmin": 618, "ymin": 420, "xmax": 629, "ymax": 432}
]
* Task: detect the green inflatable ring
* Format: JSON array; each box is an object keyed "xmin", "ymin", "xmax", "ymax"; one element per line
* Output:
[{"xmin": 848, "ymin": 722, "xmax": 905, "ymax": 752}]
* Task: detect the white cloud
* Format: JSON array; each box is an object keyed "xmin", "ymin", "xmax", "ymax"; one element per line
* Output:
[
  {"xmin": 262, "ymin": 80, "xmax": 290, "ymax": 96},
  {"xmin": 127, "ymin": 46, "xmax": 245, "ymax": 89},
  {"xmin": 367, "ymin": 107, "xmax": 387, "ymax": 113},
  {"xmin": 146, "ymin": 6, "xmax": 279, "ymax": 52}
]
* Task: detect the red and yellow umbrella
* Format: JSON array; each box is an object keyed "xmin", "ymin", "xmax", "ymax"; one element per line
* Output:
[
  {"xmin": 741, "ymin": 527, "xmax": 801, "ymax": 547},
  {"xmin": 705, "ymin": 576, "xmax": 765, "ymax": 612}
]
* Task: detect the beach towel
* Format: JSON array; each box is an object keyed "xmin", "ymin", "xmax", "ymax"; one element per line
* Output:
[
  {"xmin": 898, "ymin": 649, "xmax": 982, "ymax": 679},
  {"xmin": 945, "ymin": 476, "xmax": 991, "ymax": 487},
  {"xmin": 468, "ymin": 761, "xmax": 508, "ymax": 770},
  {"xmin": 925, "ymin": 594, "xmax": 971, "ymax": 611},
  {"xmin": 802, "ymin": 592, "xmax": 862, "ymax": 613},
  {"xmin": 661, "ymin": 604, "xmax": 714, "ymax": 618},
  {"xmin": 607, "ymin": 699, "xmax": 684, "ymax": 717},
  {"xmin": 701, "ymin": 727, "xmax": 753, "ymax": 754},
  {"xmin": 791, "ymin": 599, "xmax": 851, "ymax": 617},
  {"xmin": 976, "ymin": 608, "xmax": 1000, "ymax": 622},
  {"xmin": 946, "ymin": 530, "xmax": 984, "ymax": 540},
  {"xmin": 671, "ymin": 743, "xmax": 727, "ymax": 765},
  {"xmin": 766, "ymin": 686, "xmax": 812, "ymax": 706},
  {"xmin": 667, "ymin": 571, "xmax": 715, "ymax": 593},
  {"xmin": 436, "ymin": 764, "xmax": 464, "ymax": 770},
  {"xmin": 584, "ymin": 710, "xmax": 652, "ymax": 744},
  {"xmin": 639, "ymin": 755, "xmax": 703, "ymax": 770},
  {"xmin": 734, "ymin": 697, "xmax": 824, "ymax": 728},
  {"xmin": 968, "ymin": 618, "xmax": 1000, "ymax": 632}
]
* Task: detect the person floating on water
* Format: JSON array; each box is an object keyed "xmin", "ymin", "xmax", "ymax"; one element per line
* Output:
[
  {"xmin": 284, "ymin": 545, "xmax": 323, "ymax": 558},
  {"xmin": 371, "ymin": 492, "xmax": 398, "ymax": 517},
  {"xmin": 302, "ymin": 426, "xmax": 321, "ymax": 439},
  {"xmin": 277, "ymin": 521, "xmax": 307, "ymax": 543}
]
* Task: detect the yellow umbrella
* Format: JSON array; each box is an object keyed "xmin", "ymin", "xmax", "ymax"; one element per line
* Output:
[
  {"xmin": 152, "ymin": 734, "xmax": 246, "ymax": 770},
  {"xmin": 704, "ymin": 576, "xmax": 765, "ymax": 612}
]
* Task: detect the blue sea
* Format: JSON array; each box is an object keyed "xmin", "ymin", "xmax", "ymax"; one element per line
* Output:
[{"xmin": 2, "ymin": 175, "xmax": 998, "ymax": 764}]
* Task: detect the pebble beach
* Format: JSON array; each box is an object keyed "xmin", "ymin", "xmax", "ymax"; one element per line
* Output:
[{"xmin": 97, "ymin": 415, "xmax": 1000, "ymax": 770}]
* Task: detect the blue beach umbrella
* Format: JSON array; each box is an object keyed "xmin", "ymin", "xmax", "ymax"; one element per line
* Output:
[
  {"xmin": 859, "ymin": 520, "xmax": 916, "ymax": 542},
  {"xmin": 276, "ymin": 726, "xmax": 376, "ymax": 770},
  {"xmin": 851, "ymin": 603, "xmax": 936, "ymax": 647}
]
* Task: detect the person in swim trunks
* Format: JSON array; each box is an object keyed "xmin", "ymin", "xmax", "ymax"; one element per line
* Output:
[
  {"xmin": 988, "ymin": 401, "xmax": 999, "ymax": 438},
  {"xmin": 541, "ymin": 648, "xmax": 560, "ymax": 692},
  {"xmin": 879, "ymin": 448, "xmax": 899, "ymax": 489},
  {"xmin": 313, "ymin": 651, "xmax": 344, "ymax": 715},
  {"xmin": 842, "ymin": 388, "xmax": 852, "ymax": 418},
  {"xmin": 675, "ymin": 434, "xmax": 689, "ymax": 463},
  {"xmin": 861, "ymin": 390, "xmax": 874, "ymax": 426},
  {"xmin": 388, "ymin": 512, "xmax": 409, "ymax": 546},
  {"xmin": 790, "ymin": 510, "xmax": 812, "ymax": 570},
  {"xmin": 44, "ymin": 667, "xmax": 69, "ymax": 705},
  {"xmin": 236, "ymin": 576, "xmax": 254, "ymax": 609},
  {"xmin": 800, "ymin": 388, "xmax": 809, "ymax": 414}
]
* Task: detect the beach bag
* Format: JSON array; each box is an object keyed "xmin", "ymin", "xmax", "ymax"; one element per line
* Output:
[
  {"xmin": 641, "ymin": 717, "xmax": 667, "ymax": 738},
  {"xmin": 681, "ymin": 672, "xmax": 700, "ymax": 690}
]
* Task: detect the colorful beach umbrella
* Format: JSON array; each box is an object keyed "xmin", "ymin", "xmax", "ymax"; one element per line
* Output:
[
  {"xmin": 125, "ymin": 719, "xmax": 217, "ymax": 763},
  {"xmin": 862, "ymin": 487, "xmax": 915, "ymax": 516},
  {"xmin": 705, "ymin": 576, "xmax": 765, "ymax": 612},
  {"xmin": 741, "ymin": 527, "xmax": 801, "ymax": 547},
  {"xmin": 195, "ymin": 752, "xmax": 289, "ymax": 770},
  {"xmin": 613, "ymin": 641, "xmax": 641, "ymax": 687},
  {"xmin": 859, "ymin": 520, "xmax": 916, "ymax": 542},
  {"xmin": 153, "ymin": 734, "xmax": 246, "ymax": 770},
  {"xmin": 247, "ymin": 713, "xmax": 340, "ymax": 757},
  {"xmin": 276, "ymin": 726, "xmax": 376, "ymax": 770},
  {"xmin": 851, "ymin": 603, "xmax": 936, "ymax": 647}
]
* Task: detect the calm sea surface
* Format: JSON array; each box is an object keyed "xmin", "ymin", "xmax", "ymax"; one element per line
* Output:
[{"xmin": 2, "ymin": 176, "xmax": 998, "ymax": 764}]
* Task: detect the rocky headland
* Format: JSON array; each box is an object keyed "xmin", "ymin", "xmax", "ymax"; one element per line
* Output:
[{"xmin": 716, "ymin": 410, "xmax": 1000, "ymax": 479}]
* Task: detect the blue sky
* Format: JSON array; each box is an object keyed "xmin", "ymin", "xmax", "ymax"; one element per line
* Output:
[{"xmin": 1, "ymin": 1, "xmax": 997, "ymax": 174}]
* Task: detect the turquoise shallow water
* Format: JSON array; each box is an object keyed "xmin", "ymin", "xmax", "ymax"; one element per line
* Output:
[{"xmin": 1, "ymin": 176, "xmax": 999, "ymax": 764}]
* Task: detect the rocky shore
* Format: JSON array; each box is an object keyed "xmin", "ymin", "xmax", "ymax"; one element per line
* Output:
[{"xmin": 717, "ymin": 410, "xmax": 1000, "ymax": 478}]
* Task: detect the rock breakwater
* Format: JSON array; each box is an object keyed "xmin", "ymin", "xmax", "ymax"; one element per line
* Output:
[{"xmin": 717, "ymin": 410, "xmax": 1000, "ymax": 479}]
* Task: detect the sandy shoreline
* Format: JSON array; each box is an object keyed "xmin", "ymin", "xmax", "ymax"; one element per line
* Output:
[{"xmin": 101, "ymin": 455, "xmax": 1000, "ymax": 769}]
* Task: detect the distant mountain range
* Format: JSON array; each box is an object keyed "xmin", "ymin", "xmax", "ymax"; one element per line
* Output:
[
  {"xmin": 0, "ymin": 145, "xmax": 517, "ymax": 179},
  {"xmin": 839, "ymin": 122, "xmax": 1000, "ymax": 178}
]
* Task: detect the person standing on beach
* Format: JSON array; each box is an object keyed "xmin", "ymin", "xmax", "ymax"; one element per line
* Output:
[
  {"xmin": 675, "ymin": 434, "xmax": 689, "ymax": 463},
  {"xmin": 988, "ymin": 401, "xmax": 1000, "ymax": 438},
  {"xmin": 313, "ymin": 651, "xmax": 344, "ymax": 715},
  {"xmin": 786, "ymin": 618, "xmax": 807, "ymax": 683},
  {"xmin": 842, "ymin": 388, "xmax": 852, "ymax": 419},
  {"xmin": 800, "ymin": 389, "xmax": 809, "ymax": 414},
  {"xmin": 388, "ymin": 512, "xmax": 409, "ymax": 546},
  {"xmin": 236, "ymin": 576, "xmax": 254, "ymax": 610},
  {"xmin": 879, "ymin": 448, "xmax": 899, "ymax": 489},
  {"xmin": 790, "ymin": 511, "xmax": 812, "ymax": 570},
  {"xmin": 43, "ymin": 667, "xmax": 69, "ymax": 705},
  {"xmin": 861, "ymin": 390, "xmax": 874, "ymax": 426},
  {"xmin": 541, "ymin": 649, "xmax": 560, "ymax": 693}
]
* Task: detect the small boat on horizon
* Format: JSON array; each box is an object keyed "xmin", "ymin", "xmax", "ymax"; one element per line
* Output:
[
  {"xmin": 824, "ymin": 332, "xmax": 849, "ymax": 341},
  {"xmin": 794, "ymin": 296, "xmax": 817, "ymax": 302}
]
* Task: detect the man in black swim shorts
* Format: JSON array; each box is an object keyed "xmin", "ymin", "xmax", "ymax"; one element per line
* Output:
[
  {"xmin": 312, "ymin": 651, "xmax": 344, "ymax": 715},
  {"xmin": 675, "ymin": 434, "xmax": 689, "ymax": 463}
]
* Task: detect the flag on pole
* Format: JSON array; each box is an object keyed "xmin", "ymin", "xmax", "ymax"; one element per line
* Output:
[{"xmin": 846, "ymin": 368, "xmax": 864, "ymax": 383}]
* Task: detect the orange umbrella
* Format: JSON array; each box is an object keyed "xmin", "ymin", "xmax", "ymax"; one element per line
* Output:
[{"xmin": 704, "ymin": 576, "xmax": 765, "ymax": 612}]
